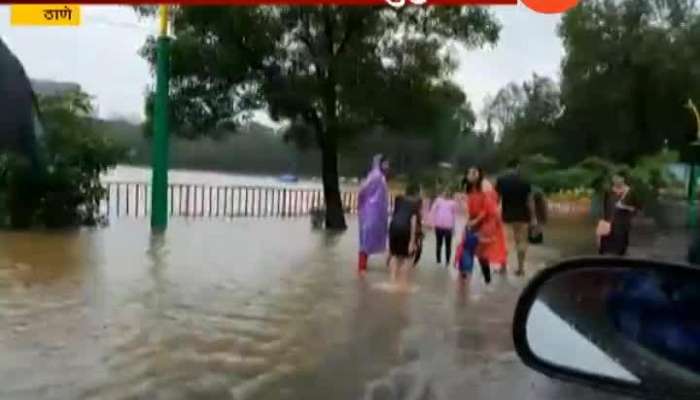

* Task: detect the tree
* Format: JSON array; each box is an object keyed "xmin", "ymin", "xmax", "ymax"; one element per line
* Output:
[
  {"xmin": 482, "ymin": 1, "xmax": 700, "ymax": 167},
  {"xmin": 484, "ymin": 74, "xmax": 561, "ymax": 162},
  {"xmin": 139, "ymin": 6, "xmax": 500, "ymax": 229},
  {"xmin": 557, "ymin": 0, "xmax": 700, "ymax": 164},
  {"xmin": 1, "ymin": 91, "xmax": 124, "ymax": 228},
  {"xmin": 482, "ymin": 82, "xmax": 525, "ymax": 139}
]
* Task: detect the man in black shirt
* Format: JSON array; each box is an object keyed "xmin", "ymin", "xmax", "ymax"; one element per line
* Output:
[{"xmin": 496, "ymin": 159, "xmax": 538, "ymax": 275}]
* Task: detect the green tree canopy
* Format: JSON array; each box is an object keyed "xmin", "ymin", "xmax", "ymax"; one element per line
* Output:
[
  {"xmin": 139, "ymin": 5, "xmax": 500, "ymax": 229},
  {"xmin": 482, "ymin": 0, "xmax": 700, "ymax": 171},
  {"xmin": 483, "ymin": 74, "xmax": 561, "ymax": 161},
  {"xmin": 1, "ymin": 91, "xmax": 123, "ymax": 228},
  {"xmin": 557, "ymin": 0, "xmax": 700, "ymax": 164}
]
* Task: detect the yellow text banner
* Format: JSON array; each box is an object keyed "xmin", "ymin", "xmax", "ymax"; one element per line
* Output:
[{"xmin": 11, "ymin": 4, "xmax": 80, "ymax": 27}]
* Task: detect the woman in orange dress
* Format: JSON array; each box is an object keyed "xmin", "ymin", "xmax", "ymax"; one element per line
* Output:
[
  {"xmin": 464, "ymin": 166, "xmax": 508, "ymax": 284},
  {"xmin": 481, "ymin": 178, "xmax": 508, "ymax": 273}
]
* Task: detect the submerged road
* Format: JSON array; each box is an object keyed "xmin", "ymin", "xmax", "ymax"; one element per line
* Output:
[{"xmin": 0, "ymin": 216, "xmax": 650, "ymax": 400}]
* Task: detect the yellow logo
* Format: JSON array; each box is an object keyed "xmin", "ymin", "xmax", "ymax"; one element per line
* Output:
[{"xmin": 10, "ymin": 4, "xmax": 80, "ymax": 27}]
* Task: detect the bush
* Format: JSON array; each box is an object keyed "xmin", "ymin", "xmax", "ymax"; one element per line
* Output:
[
  {"xmin": 1, "ymin": 91, "xmax": 124, "ymax": 228},
  {"xmin": 415, "ymin": 167, "xmax": 462, "ymax": 198},
  {"xmin": 529, "ymin": 150, "xmax": 678, "ymax": 209},
  {"xmin": 530, "ymin": 166, "xmax": 597, "ymax": 194},
  {"xmin": 548, "ymin": 187, "xmax": 595, "ymax": 201}
]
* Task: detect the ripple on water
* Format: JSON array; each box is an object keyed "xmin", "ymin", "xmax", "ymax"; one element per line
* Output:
[
  {"xmin": 79, "ymin": 287, "xmax": 315, "ymax": 400},
  {"xmin": 1, "ymin": 216, "xmax": 601, "ymax": 400},
  {"xmin": 372, "ymin": 282, "xmax": 420, "ymax": 294}
]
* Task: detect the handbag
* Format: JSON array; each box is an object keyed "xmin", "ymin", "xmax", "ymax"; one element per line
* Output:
[
  {"xmin": 596, "ymin": 220, "xmax": 611, "ymax": 237},
  {"xmin": 528, "ymin": 225, "xmax": 543, "ymax": 244},
  {"xmin": 596, "ymin": 188, "xmax": 627, "ymax": 238}
]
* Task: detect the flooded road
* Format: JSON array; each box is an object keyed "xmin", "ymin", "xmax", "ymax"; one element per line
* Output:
[{"xmin": 0, "ymin": 216, "xmax": 635, "ymax": 400}]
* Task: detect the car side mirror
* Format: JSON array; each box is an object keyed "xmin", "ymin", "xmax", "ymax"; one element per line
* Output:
[{"xmin": 512, "ymin": 257, "xmax": 700, "ymax": 400}]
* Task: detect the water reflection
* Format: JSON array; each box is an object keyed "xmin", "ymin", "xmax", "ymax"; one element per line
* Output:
[{"xmin": 146, "ymin": 232, "xmax": 168, "ymax": 328}]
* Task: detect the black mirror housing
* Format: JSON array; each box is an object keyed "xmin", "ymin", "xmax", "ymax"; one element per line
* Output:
[{"xmin": 513, "ymin": 257, "xmax": 700, "ymax": 400}]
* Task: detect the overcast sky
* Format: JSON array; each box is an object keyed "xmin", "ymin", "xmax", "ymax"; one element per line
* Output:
[{"xmin": 0, "ymin": 5, "xmax": 563, "ymax": 124}]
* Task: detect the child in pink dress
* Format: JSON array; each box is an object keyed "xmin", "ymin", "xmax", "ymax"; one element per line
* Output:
[{"xmin": 430, "ymin": 189, "xmax": 458, "ymax": 266}]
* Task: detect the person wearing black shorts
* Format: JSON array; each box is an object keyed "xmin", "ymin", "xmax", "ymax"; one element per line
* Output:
[
  {"xmin": 495, "ymin": 159, "xmax": 538, "ymax": 275},
  {"xmin": 389, "ymin": 183, "xmax": 421, "ymax": 282}
]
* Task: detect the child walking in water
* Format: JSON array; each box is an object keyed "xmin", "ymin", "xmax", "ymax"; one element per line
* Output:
[
  {"xmin": 430, "ymin": 188, "xmax": 457, "ymax": 266},
  {"xmin": 455, "ymin": 226, "xmax": 479, "ymax": 280}
]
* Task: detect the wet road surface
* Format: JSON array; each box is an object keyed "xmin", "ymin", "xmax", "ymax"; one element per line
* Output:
[{"xmin": 0, "ymin": 216, "xmax": 640, "ymax": 400}]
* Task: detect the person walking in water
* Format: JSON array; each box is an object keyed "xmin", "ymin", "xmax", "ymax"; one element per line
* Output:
[
  {"xmin": 481, "ymin": 175, "xmax": 508, "ymax": 274},
  {"xmin": 496, "ymin": 159, "xmax": 538, "ymax": 276},
  {"xmin": 598, "ymin": 172, "xmax": 638, "ymax": 256},
  {"xmin": 388, "ymin": 183, "xmax": 421, "ymax": 284},
  {"xmin": 412, "ymin": 196, "xmax": 425, "ymax": 267},
  {"xmin": 465, "ymin": 166, "xmax": 507, "ymax": 285},
  {"xmin": 357, "ymin": 154, "xmax": 390, "ymax": 273},
  {"xmin": 455, "ymin": 225, "xmax": 479, "ymax": 281},
  {"xmin": 430, "ymin": 187, "xmax": 457, "ymax": 266}
]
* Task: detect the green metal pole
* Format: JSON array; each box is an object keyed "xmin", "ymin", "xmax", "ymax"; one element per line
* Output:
[
  {"xmin": 151, "ymin": 7, "xmax": 170, "ymax": 231},
  {"xmin": 690, "ymin": 164, "xmax": 698, "ymax": 229}
]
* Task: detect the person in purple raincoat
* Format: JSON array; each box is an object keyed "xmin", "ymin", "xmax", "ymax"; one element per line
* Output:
[{"xmin": 357, "ymin": 154, "xmax": 390, "ymax": 272}]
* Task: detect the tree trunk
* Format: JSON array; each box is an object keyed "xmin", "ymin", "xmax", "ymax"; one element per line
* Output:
[{"xmin": 322, "ymin": 128, "xmax": 347, "ymax": 230}]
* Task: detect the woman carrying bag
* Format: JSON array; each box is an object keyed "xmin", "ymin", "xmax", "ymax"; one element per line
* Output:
[{"xmin": 597, "ymin": 173, "xmax": 639, "ymax": 256}]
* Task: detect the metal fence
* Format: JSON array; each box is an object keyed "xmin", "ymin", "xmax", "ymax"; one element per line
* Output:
[
  {"xmin": 101, "ymin": 182, "xmax": 393, "ymax": 219},
  {"xmin": 102, "ymin": 182, "xmax": 585, "ymax": 221}
]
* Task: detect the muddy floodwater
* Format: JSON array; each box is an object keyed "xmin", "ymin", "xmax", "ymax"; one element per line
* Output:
[{"xmin": 0, "ymin": 214, "xmax": 640, "ymax": 400}]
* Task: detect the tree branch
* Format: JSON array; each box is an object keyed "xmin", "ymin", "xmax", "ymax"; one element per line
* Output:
[
  {"xmin": 322, "ymin": 6, "xmax": 335, "ymax": 59},
  {"xmin": 298, "ymin": 10, "xmax": 318, "ymax": 60},
  {"xmin": 335, "ymin": 12, "xmax": 364, "ymax": 56}
]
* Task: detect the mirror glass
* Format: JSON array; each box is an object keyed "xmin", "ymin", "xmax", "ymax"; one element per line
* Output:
[{"xmin": 524, "ymin": 265, "xmax": 700, "ymax": 392}]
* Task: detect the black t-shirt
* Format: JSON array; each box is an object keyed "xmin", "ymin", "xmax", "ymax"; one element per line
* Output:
[
  {"xmin": 390, "ymin": 196, "xmax": 420, "ymax": 233},
  {"xmin": 496, "ymin": 173, "xmax": 532, "ymax": 223}
]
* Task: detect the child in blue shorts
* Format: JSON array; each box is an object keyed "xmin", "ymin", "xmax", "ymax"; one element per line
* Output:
[{"xmin": 455, "ymin": 226, "xmax": 479, "ymax": 280}]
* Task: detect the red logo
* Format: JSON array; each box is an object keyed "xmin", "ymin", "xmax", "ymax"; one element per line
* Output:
[{"xmin": 521, "ymin": 0, "xmax": 580, "ymax": 13}]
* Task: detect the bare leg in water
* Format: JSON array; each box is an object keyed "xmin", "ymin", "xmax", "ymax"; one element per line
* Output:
[
  {"xmin": 398, "ymin": 257, "xmax": 410, "ymax": 288},
  {"xmin": 478, "ymin": 258, "xmax": 492, "ymax": 285},
  {"xmin": 358, "ymin": 252, "xmax": 368, "ymax": 273},
  {"xmin": 516, "ymin": 248, "xmax": 526, "ymax": 276},
  {"xmin": 389, "ymin": 255, "xmax": 399, "ymax": 283},
  {"xmin": 456, "ymin": 276, "xmax": 470, "ymax": 307},
  {"xmin": 389, "ymin": 256, "xmax": 413, "ymax": 291}
]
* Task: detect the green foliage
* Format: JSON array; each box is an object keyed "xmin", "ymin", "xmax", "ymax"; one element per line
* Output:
[
  {"xmin": 140, "ymin": 6, "xmax": 500, "ymax": 141},
  {"xmin": 483, "ymin": 74, "xmax": 561, "ymax": 162},
  {"xmin": 481, "ymin": 0, "xmax": 699, "ymax": 181},
  {"xmin": 413, "ymin": 165, "xmax": 462, "ymax": 199},
  {"xmin": 529, "ymin": 166, "xmax": 597, "ymax": 194},
  {"xmin": 556, "ymin": 0, "xmax": 700, "ymax": 164},
  {"xmin": 450, "ymin": 130, "xmax": 498, "ymax": 171},
  {"xmin": 140, "ymin": 6, "xmax": 500, "ymax": 228},
  {"xmin": 0, "ymin": 91, "xmax": 124, "ymax": 228},
  {"xmin": 103, "ymin": 118, "xmax": 441, "ymax": 178},
  {"xmin": 521, "ymin": 153, "xmax": 559, "ymax": 175},
  {"xmin": 631, "ymin": 150, "xmax": 680, "ymax": 189},
  {"xmin": 528, "ymin": 150, "xmax": 679, "ymax": 210}
]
